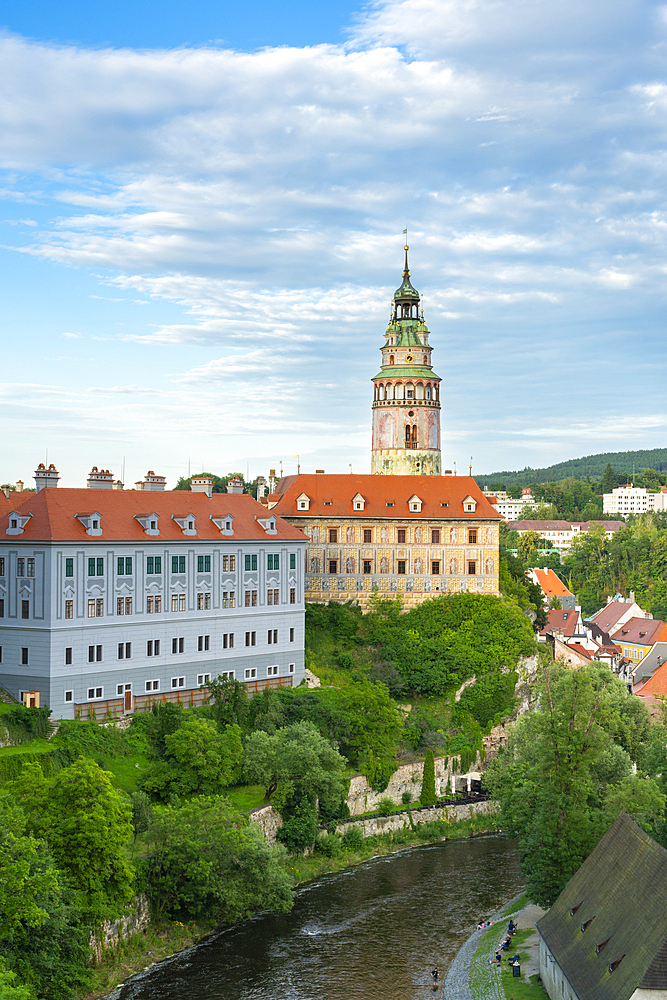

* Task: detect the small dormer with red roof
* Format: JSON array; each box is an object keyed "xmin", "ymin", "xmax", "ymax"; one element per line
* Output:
[
  {"xmin": 75, "ymin": 512, "xmax": 102, "ymax": 536},
  {"xmin": 7, "ymin": 511, "xmax": 32, "ymax": 535},
  {"xmin": 172, "ymin": 513, "xmax": 197, "ymax": 536},
  {"xmin": 296, "ymin": 493, "xmax": 311, "ymax": 512},
  {"xmin": 134, "ymin": 513, "xmax": 160, "ymax": 536},
  {"xmin": 407, "ymin": 494, "xmax": 423, "ymax": 512},
  {"xmin": 462, "ymin": 495, "xmax": 478, "ymax": 513},
  {"xmin": 352, "ymin": 493, "xmax": 366, "ymax": 511}
]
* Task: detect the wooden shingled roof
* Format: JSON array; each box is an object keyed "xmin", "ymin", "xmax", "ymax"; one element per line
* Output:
[{"xmin": 536, "ymin": 813, "xmax": 667, "ymax": 1000}]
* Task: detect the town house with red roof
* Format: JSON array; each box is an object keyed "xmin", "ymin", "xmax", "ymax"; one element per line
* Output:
[{"xmin": 0, "ymin": 466, "xmax": 306, "ymax": 720}]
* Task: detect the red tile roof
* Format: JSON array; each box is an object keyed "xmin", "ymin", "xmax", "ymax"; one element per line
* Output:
[
  {"xmin": 611, "ymin": 617, "xmax": 667, "ymax": 646},
  {"xmin": 590, "ymin": 601, "xmax": 637, "ymax": 631},
  {"xmin": 2, "ymin": 489, "xmax": 305, "ymax": 542},
  {"xmin": 533, "ymin": 568, "xmax": 573, "ymax": 599},
  {"xmin": 507, "ymin": 520, "xmax": 574, "ymax": 531},
  {"xmin": 635, "ymin": 659, "xmax": 667, "ymax": 700},
  {"xmin": 271, "ymin": 474, "xmax": 501, "ymax": 520},
  {"xmin": 540, "ymin": 609, "xmax": 582, "ymax": 637}
]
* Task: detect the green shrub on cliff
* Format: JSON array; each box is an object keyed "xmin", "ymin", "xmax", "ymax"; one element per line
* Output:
[{"xmin": 421, "ymin": 750, "xmax": 437, "ymax": 807}]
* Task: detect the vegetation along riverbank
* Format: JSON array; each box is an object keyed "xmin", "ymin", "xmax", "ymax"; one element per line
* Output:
[{"xmin": 5, "ymin": 590, "xmax": 667, "ymax": 1000}]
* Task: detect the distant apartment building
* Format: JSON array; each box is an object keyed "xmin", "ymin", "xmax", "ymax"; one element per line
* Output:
[
  {"xmin": 491, "ymin": 489, "xmax": 537, "ymax": 520},
  {"xmin": 603, "ymin": 485, "xmax": 667, "ymax": 516},
  {"xmin": 508, "ymin": 520, "xmax": 624, "ymax": 555}
]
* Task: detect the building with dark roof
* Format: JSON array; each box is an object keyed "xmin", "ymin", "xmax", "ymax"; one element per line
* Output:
[{"xmin": 537, "ymin": 813, "xmax": 667, "ymax": 1000}]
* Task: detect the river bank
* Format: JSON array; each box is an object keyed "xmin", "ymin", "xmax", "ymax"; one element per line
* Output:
[
  {"xmin": 80, "ymin": 809, "xmax": 503, "ymax": 1000},
  {"xmin": 444, "ymin": 892, "xmax": 547, "ymax": 1000}
]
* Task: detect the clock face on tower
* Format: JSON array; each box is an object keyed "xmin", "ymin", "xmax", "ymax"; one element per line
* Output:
[{"xmin": 405, "ymin": 354, "xmax": 413, "ymax": 362}]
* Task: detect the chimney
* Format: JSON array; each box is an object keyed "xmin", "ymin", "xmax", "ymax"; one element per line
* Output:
[
  {"xmin": 191, "ymin": 475, "xmax": 213, "ymax": 499},
  {"xmin": 0, "ymin": 485, "xmax": 10, "ymax": 499},
  {"xmin": 315, "ymin": 469, "xmax": 325, "ymax": 474},
  {"xmin": 226, "ymin": 477, "xmax": 244, "ymax": 495},
  {"xmin": 268, "ymin": 469, "xmax": 277, "ymax": 493},
  {"xmin": 15, "ymin": 480, "xmax": 24, "ymax": 492},
  {"xmin": 34, "ymin": 463, "xmax": 60, "ymax": 492},
  {"xmin": 256, "ymin": 476, "xmax": 267, "ymax": 500},
  {"xmin": 136, "ymin": 471, "xmax": 166, "ymax": 492},
  {"xmin": 113, "ymin": 480, "xmax": 124, "ymax": 491},
  {"xmin": 444, "ymin": 469, "xmax": 453, "ymax": 476},
  {"xmin": 630, "ymin": 590, "xmax": 635, "ymax": 603},
  {"xmin": 87, "ymin": 466, "xmax": 114, "ymax": 490}
]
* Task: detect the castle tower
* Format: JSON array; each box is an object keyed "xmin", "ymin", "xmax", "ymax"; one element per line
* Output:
[{"xmin": 371, "ymin": 247, "xmax": 442, "ymax": 475}]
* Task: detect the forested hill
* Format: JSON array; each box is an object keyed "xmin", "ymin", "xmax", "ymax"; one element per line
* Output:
[{"xmin": 476, "ymin": 448, "xmax": 667, "ymax": 489}]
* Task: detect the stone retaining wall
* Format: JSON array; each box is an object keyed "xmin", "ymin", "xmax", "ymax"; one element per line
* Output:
[
  {"xmin": 249, "ymin": 803, "xmax": 283, "ymax": 842},
  {"xmin": 347, "ymin": 755, "xmax": 471, "ymax": 815},
  {"xmin": 89, "ymin": 895, "xmax": 150, "ymax": 963},
  {"xmin": 336, "ymin": 799, "xmax": 499, "ymax": 838}
]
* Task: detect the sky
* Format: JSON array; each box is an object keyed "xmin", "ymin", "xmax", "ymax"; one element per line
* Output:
[{"xmin": 2, "ymin": 0, "xmax": 667, "ymax": 488}]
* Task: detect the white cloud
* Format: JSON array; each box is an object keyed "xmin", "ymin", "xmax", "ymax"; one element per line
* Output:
[{"xmin": 61, "ymin": 331, "xmax": 82, "ymax": 338}]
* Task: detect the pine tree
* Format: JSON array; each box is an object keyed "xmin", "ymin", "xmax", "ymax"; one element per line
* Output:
[
  {"xmin": 600, "ymin": 463, "xmax": 617, "ymax": 494},
  {"xmin": 421, "ymin": 749, "xmax": 437, "ymax": 806}
]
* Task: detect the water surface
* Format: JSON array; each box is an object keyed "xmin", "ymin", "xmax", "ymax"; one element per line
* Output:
[{"xmin": 114, "ymin": 834, "xmax": 522, "ymax": 1000}]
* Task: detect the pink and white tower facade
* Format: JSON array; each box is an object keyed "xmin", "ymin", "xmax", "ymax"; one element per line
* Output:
[{"xmin": 371, "ymin": 247, "xmax": 442, "ymax": 475}]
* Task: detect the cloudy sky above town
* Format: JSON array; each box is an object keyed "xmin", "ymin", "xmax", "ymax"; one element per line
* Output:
[{"xmin": 2, "ymin": 0, "xmax": 667, "ymax": 487}]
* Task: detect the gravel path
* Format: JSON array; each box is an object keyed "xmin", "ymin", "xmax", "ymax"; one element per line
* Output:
[{"xmin": 443, "ymin": 892, "xmax": 526, "ymax": 1000}]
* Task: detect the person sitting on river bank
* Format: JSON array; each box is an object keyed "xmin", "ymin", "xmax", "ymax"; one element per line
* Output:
[
  {"xmin": 508, "ymin": 920, "xmax": 517, "ymax": 934},
  {"xmin": 492, "ymin": 950, "xmax": 502, "ymax": 966},
  {"xmin": 501, "ymin": 935, "xmax": 512, "ymax": 951}
]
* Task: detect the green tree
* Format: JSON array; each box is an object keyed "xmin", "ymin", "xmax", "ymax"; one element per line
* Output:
[
  {"xmin": 142, "ymin": 718, "xmax": 243, "ymax": 799},
  {"xmin": 485, "ymin": 663, "xmax": 665, "ymax": 906},
  {"xmin": 0, "ymin": 797, "xmax": 59, "ymax": 942},
  {"xmin": 14, "ymin": 759, "xmax": 134, "ymax": 921},
  {"xmin": 208, "ymin": 675, "xmax": 249, "ymax": 729},
  {"xmin": 0, "ymin": 960, "xmax": 34, "ymax": 1000},
  {"xmin": 517, "ymin": 530, "xmax": 543, "ymax": 562},
  {"xmin": 243, "ymin": 720, "xmax": 347, "ymax": 819},
  {"xmin": 141, "ymin": 796, "xmax": 293, "ymax": 921},
  {"xmin": 600, "ymin": 463, "xmax": 618, "ymax": 494},
  {"xmin": 421, "ymin": 750, "xmax": 436, "ymax": 806},
  {"xmin": 337, "ymin": 681, "xmax": 402, "ymax": 791}
]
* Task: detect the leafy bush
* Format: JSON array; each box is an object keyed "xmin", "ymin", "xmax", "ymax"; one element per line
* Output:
[
  {"xmin": 377, "ymin": 797, "xmax": 395, "ymax": 816},
  {"xmin": 2, "ymin": 707, "xmax": 51, "ymax": 744},
  {"xmin": 313, "ymin": 833, "xmax": 341, "ymax": 857},
  {"xmin": 421, "ymin": 750, "xmax": 437, "ymax": 806},
  {"xmin": 401, "ymin": 791, "xmax": 413, "ymax": 804},
  {"xmin": 341, "ymin": 825, "xmax": 364, "ymax": 849},
  {"xmin": 456, "ymin": 670, "xmax": 518, "ymax": 728},
  {"xmin": 276, "ymin": 799, "xmax": 320, "ymax": 854}
]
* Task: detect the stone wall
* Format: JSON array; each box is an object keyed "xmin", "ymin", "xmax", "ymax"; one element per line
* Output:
[
  {"xmin": 249, "ymin": 803, "xmax": 283, "ymax": 843},
  {"xmin": 346, "ymin": 755, "xmax": 460, "ymax": 815},
  {"xmin": 89, "ymin": 895, "xmax": 150, "ymax": 964},
  {"xmin": 336, "ymin": 799, "xmax": 499, "ymax": 838}
]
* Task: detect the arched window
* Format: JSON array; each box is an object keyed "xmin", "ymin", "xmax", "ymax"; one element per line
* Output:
[
  {"xmin": 426, "ymin": 385, "xmax": 431, "ymax": 400},
  {"xmin": 389, "ymin": 355, "xmax": 395, "ymax": 365},
  {"xmin": 423, "ymin": 354, "xmax": 428, "ymax": 364}
]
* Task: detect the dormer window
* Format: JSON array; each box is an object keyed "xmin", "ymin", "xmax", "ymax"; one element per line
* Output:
[
  {"xmin": 172, "ymin": 514, "xmax": 197, "ymax": 536},
  {"xmin": 75, "ymin": 512, "xmax": 102, "ymax": 536},
  {"xmin": 211, "ymin": 515, "xmax": 234, "ymax": 536},
  {"xmin": 352, "ymin": 493, "xmax": 366, "ymax": 511},
  {"xmin": 296, "ymin": 493, "xmax": 311, "ymax": 512},
  {"xmin": 463, "ymin": 496, "xmax": 478, "ymax": 513},
  {"xmin": 408, "ymin": 495, "xmax": 422, "ymax": 513},
  {"xmin": 7, "ymin": 511, "xmax": 32, "ymax": 536},
  {"xmin": 256, "ymin": 515, "xmax": 277, "ymax": 535},
  {"xmin": 134, "ymin": 513, "xmax": 160, "ymax": 536}
]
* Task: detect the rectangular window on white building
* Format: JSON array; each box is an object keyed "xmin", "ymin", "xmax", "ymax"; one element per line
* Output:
[
  {"xmin": 65, "ymin": 600, "xmax": 73, "ymax": 619},
  {"xmin": 88, "ymin": 599, "xmax": 96, "ymax": 618},
  {"xmin": 245, "ymin": 668, "xmax": 257, "ymax": 679},
  {"xmin": 145, "ymin": 679, "xmax": 159, "ymax": 692},
  {"xmin": 197, "ymin": 673, "xmax": 211, "ymax": 686},
  {"xmin": 171, "ymin": 676, "xmax": 186, "ymax": 689},
  {"xmin": 64, "ymin": 690, "xmax": 73, "ymax": 703},
  {"xmin": 267, "ymin": 665, "xmax": 279, "ymax": 676}
]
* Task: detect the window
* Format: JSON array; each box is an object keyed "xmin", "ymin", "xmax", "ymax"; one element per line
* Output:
[
  {"xmin": 363, "ymin": 529, "xmax": 372, "ymax": 543},
  {"xmin": 124, "ymin": 597, "xmax": 132, "ymax": 616},
  {"xmin": 468, "ymin": 560, "xmax": 476, "ymax": 575},
  {"xmin": 328, "ymin": 560, "xmax": 338, "ymax": 575},
  {"xmin": 267, "ymin": 553, "xmax": 280, "ymax": 570},
  {"xmin": 244, "ymin": 590, "xmax": 257, "ymax": 607},
  {"xmin": 386, "ymin": 502, "xmax": 394, "ymax": 508},
  {"xmin": 267, "ymin": 588, "xmax": 280, "ymax": 605},
  {"xmin": 21, "ymin": 600, "xmax": 29, "ymax": 619},
  {"xmin": 65, "ymin": 558, "xmax": 73, "ymax": 577},
  {"xmin": 89, "ymin": 558, "xmax": 95, "ymax": 577},
  {"xmin": 196, "ymin": 592, "xmax": 211, "ymax": 610},
  {"xmin": 397, "ymin": 529, "xmax": 406, "ymax": 543},
  {"xmin": 87, "ymin": 687, "xmax": 103, "ymax": 700},
  {"xmin": 197, "ymin": 555, "xmax": 211, "ymax": 573},
  {"xmin": 197, "ymin": 635, "xmax": 210, "ymax": 652},
  {"xmin": 64, "ymin": 690, "xmax": 73, "ymax": 703},
  {"xmin": 329, "ymin": 528, "xmax": 338, "ymax": 543},
  {"xmin": 147, "ymin": 595, "xmax": 153, "ymax": 613},
  {"xmin": 147, "ymin": 640, "xmax": 154, "ymax": 656},
  {"xmin": 65, "ymin": 600, "xmax": 73, "ymax": 619},
  {"xmin": 267, "ymin": 665, "xmax": 279, "ymax": 676},
  {"xmin": 145, "ymin": 680, "xmax": 160, "ymax": 693},
  {"xmin": 397, "ymin": 560, "xmax": 406, "ymax": 575},
  {"xmin": 21, "ymin": 648, "xmax": 29, "ymax": 665},
  {"xmin": 171, "ymin": 676, "xmax": 186, "ymax": 689},
  {"xmin": 117, "ymin": 557, "xmax": 132, "ymax": 575},
  {"xmin": 245, "ymin": 668, "xmax": 257, "ymax": 679},
  {"xmin": 171, "ymin": 556, "xmax": 186, "ymax": 574},
  {"xmin": 146, "ymin": 556, "xmax": 156, "ymax": 574},
  {"xmin": 16, "ymin": 558, "xmax": 25, "ymax": 577},
  {"xmin": 363, "ymin": 560, "xmax": 372, "ymax": 574},
  {"xmin": 267, "ymin": 628, "xmax": 278, "ymax": 644},
  {"xmin": 289, "ymin": 663, "xmax": 295, "ymax": 674},
  {"xmin": 290, "ymin": 553, "xmax": 296, "ymax": 570},
  {"xmin": 171, "ymin": 637, "xmax": 185, "ymax": 654},
  {"xmin": 171, "ymin": 593, "xmax": 186, "ymax": 612},
  {"xmin": 245, "ymin": 631, "xmax": 256, "ymax": 647},
  {"xmin": 197, "ymin": 592, "xmax": 203, "ymax": 610},
  {"xmin": 117, "ymin": 683, "xmax": 132, "ymax": 696},
  {"xmin": 244, "ymin": 554, "xmax": 258, "ymax": 571},
  {"xmin": 468, "ymin": 529, "xmax": 478, "ymax": 544},
  {"xmin": 290, "ymin": 587, "xmax": 296, "ymax": 604},
  {"xmin": 27, "ymin": 558, "xmax": 35, "ymax": 578},
  {"xmin": 290, "ymin": 627, "xmax": 295, "ymax": 642},
  {"xmin": 223, "ymin": 555, "xmax": 230, "ymax": 571},
  {"xmin": 96, "ymin": 645, "xmax": 102, "ymax": 662},
  {"xmin": 96, "ymin": 598, "xmax": 104, "ymax": 617},
  {"xmin": 89, "ymin": 645, "xmax": 95, "ymax": 663},
  {"xmin": 222, "ymin": 591, "xmax": 236, "ymax": 608},
  {"xmin": 117, "ymin": 642, "xmax": 132, "ymax": 659},
  {"xmin": 431, "ymin": 561, "xmax": 440, "ymax": 575},
  {"xmin": 197, "ymin": 673, "xmax": 211, "ymax": 686},
  {"xmin": 65, "ymin": 647, "xmax": 72, "ymax": 665},
  {"xmin": 220, "ymin": 670, "xmax": 234, "ymax": 680},
  {"xmin": 0, "ymin": 558, "xmax": 4, "ymax": 576},
  {"xmin": 88, "ymin": 599, "xmax": 96, "ymax": 618},
  {"xmin": 431, "ymin": 529, "xmax": 440, "ymax": 543},
  {"xmin": 223, "ymin": 633, "xmax": 235, "ymax": 649}
]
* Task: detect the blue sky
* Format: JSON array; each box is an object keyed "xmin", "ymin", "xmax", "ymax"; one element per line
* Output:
[{"xmin": 2, "ymin": 0, "xmax": 667, "ymax": 488}]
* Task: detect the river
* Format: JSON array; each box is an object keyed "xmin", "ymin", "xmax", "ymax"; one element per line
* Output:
[{"xmin": 112, "ymin": 834, "xmax": 523, "ymax": 1000}]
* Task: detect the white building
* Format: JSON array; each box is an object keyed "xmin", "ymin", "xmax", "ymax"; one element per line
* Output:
[
  {"xmin": 0, "ymin": 469, "xmax": 306, "ymax": 720},
  {"xmin": 492, "ymin": 490, "xmax": 537, "ymax": 520},
  {"xmin": 602, "ymin": 485, "xmax": 667, "ymax": 516},
  {"xmin": 508, "ymin": 519, "xmax": 624, "ymax": 555}
]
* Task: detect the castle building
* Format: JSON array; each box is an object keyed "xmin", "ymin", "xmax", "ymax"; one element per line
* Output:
[
  {"xmin": 266, "ymin": 247, "xmax": 501, "ymax": 609},
  {"xmin": 0, "ymin": 475, "xmax": 306, "ymax": 720},
  {"xmin": 371, "ymin": 246, "xmax": 441, "ymax": 476}
]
